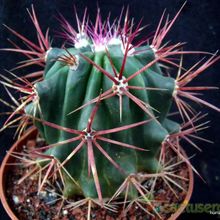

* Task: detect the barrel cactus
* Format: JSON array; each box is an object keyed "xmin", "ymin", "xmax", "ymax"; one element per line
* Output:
[{"xmin": 1, "ymin": 3, "xmax": 219, "ymax": 218}]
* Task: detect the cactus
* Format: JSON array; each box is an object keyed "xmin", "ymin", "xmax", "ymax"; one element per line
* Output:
[{"xmin": 1, "ymin": 3, "xmax": 220, "ymax": 218}]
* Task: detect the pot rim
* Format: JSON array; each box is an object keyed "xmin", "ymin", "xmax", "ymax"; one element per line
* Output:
[
  {"xmin": 0, "ymin": 127, "xmax": 194, "ymax": 220},
  {"xmin": 168, "ymin": 146, "xmax": 194, "ymax": 220}
]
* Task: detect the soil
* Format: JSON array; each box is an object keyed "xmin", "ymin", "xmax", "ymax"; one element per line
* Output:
[{"xmin": 5, "ymin": 137, "xmax": 189, "ymax": 220}]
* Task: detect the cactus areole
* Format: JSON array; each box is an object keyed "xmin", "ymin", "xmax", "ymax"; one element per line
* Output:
[{"xmin": 1, "ymin": 3, "xmax": 220, "ymax": 209}]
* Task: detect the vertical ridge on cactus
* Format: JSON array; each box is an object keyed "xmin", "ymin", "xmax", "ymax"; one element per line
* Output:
[{"xmin": 1, "ymin": 2, "xmax": 219, "ymax": 218}]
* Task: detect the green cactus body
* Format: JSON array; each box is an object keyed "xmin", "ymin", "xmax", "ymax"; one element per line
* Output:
[{"xmin": 26, "ymin": 43, "xmax": 179, "ymax": 199}]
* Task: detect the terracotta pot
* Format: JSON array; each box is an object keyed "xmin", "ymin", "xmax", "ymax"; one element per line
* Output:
[
  {"xmin": 168, "ymin": 154, "xmax": 194, "ymax": 220},
  {"xmin": 0, "ymin": 127, "xmax": 38, "ymax": 220},
  {"xmin": 0, "ymin": 127, "xmax": 194, "ymax": 220}
]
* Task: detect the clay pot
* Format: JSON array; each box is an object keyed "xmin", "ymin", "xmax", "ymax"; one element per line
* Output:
[
  {"xmin": 0, "ymin": 127, "xmax": 193, "ymax": 220},
  {"xmin": 0, "ymin": 127, "xmax": 38, "ymax": 220}
]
